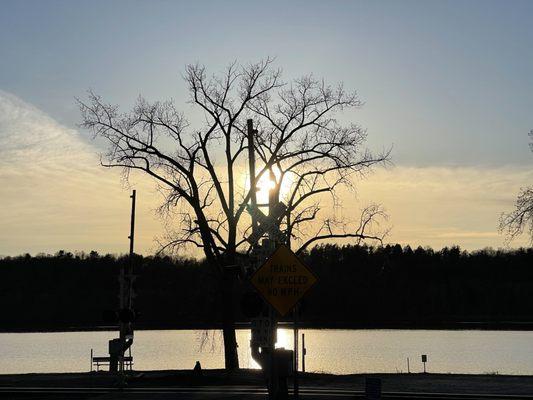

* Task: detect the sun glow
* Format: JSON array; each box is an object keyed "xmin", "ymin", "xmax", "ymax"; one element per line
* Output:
[{"xmin": 253, "ymin": 167, "xmax": 294, "ymax": 205}]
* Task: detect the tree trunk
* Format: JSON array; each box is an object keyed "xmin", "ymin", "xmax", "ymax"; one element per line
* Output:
[{"xmin": 220, "ymin": 271, "xmax": 239, "ymax": 370}]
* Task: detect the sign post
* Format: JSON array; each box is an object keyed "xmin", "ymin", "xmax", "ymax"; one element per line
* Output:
[
  {"xmin": 293, "ymin": 305, "xmax": 299, "ymax": 398},
  {"xmin": 251, "ymin": 244, "xmax": 317, "ymax": 400},
  {"xmin": 421, "ymin": 354, "xmax": 428, "ymax": 373}
]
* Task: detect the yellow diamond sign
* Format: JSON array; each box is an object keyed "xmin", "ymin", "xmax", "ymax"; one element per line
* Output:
[{"xmin": 251, "ymin": 244, "xmax": 318, "ymax": 316}]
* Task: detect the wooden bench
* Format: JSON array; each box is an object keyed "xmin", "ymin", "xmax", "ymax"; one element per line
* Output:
[{"xmin": 90, "ymin": 349, "xmax": 133, "ymax": 371}]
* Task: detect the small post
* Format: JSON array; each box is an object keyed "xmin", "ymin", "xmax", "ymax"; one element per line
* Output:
[
  {"xmin": 421, "ymin": 354, "xmax": 427, "ymax": 373},
  {"xmin": 407, "ymin": 357, "xmax": 410, "ymax": 374},
  {"xmin": 293, "ymin": 305, "xmax": 299, "ymax": 399},
  {"xmin": 90, "ymin": 348, "xmax": 93, "ymax": 372},
  {"xmin": 268, "ymin": 305, "xmax": 276, "ymax": 398},
  {"xmin": 301, "ymin": 333, "xmax": 306, "ymax": 373}
]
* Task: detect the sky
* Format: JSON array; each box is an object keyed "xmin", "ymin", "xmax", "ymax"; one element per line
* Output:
[{"xmin": 1, "ymin": 0, "xmax": 533, "ymax": 256}]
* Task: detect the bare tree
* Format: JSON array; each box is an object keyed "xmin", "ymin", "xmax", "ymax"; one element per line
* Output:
[
  {"xmin": 500, "ymin": 187, "xmax": 533, "ymax": 243},
  {"xmin": 500, "ymin": 130, "xmax": 533, "ymax": 244},
  {"xmin": 78, "ymin": 59, "xmax": 390, "ymax": 370}
]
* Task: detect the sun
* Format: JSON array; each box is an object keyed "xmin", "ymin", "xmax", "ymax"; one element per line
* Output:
[
  {"xmin": 256, "ymin": 173, "xmax": 276, "ymax": 198},
  {"xmin": 255, "ymin": 167, "xmax": 293, "ymax": 205},
  {"xmin": 241, "ymin": 165, "xmax": 295, "ymax": 208}
]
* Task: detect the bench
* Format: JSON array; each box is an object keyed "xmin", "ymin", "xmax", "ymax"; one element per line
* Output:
[{"xmin": 90, "ymin": 349, "xmax": 133, "ymax": 371}]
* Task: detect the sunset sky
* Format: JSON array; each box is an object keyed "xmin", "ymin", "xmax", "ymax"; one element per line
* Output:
[{"xmin": 1, "ymin": 0, "xmax": 533, "ymax": 256}]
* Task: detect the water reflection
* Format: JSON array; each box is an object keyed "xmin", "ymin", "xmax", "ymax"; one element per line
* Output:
[
  {"xmin": 1, "ymin": 329, "xmax": 533, "ymax": 375},
  {"xmin": 274, "ymin": 328, "xmax": 292, "ymax": 351}
]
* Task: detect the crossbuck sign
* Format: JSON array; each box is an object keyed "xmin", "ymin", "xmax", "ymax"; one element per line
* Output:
[{"xmin": 246, "ymin": 202, "xmax": 287, "ymax": 245}]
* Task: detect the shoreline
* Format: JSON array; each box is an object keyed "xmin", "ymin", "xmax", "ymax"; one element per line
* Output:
[{"xmin": 3, "ymin": 320, "xmax": 533, "ymax": 333}]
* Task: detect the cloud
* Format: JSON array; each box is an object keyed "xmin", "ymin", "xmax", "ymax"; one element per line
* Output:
[
  {"xmin": 1, "ymin": 90, "xmax": 531, "ymax": 256},
  {"xmin": 0, "ymin": 90, "xmax": 92, "ymax": 164},
  {"xmin": 0, "ymin": 90, "xmax": 164, "ymax": 256},
  {"xmin": 353, "ymin": 165, "xmax": 533, "ymax": 250}
]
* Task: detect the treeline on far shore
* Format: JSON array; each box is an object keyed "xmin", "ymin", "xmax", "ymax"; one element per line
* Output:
[{"xmin": 1, "ymin": 244, "xmax": 533, "ymax": 331}]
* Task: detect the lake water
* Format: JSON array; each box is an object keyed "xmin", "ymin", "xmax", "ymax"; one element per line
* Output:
[{"xmin": 1, "ymin": 329, "xmax": 533, "ymax": 375}]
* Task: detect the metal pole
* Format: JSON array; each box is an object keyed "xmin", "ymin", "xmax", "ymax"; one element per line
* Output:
[
  {"xmin": 293, "ymin": 305, "xmax": 299, "ymax": 398},
  {"xmin": 246, "ymin": 119, "xmax": 275, "ymax": 399},
  {"xmin": 302, "ymin": 333, "xmax": 306, "ymax": 373},
  {"xmin": 267, "ymin": 166, "xmax": 279, "ymax": 400},
  {"xmin": 407, "ymin": 357, "xmax": 410, "ymax": 374},
  {"xmin": 129, "ymin": 190, "xmax": 136, "ymax": 259},
  {"xmin": 247, "ymin": 120, "xmax": 258, "ymax": 237},
  {"xmin": 120, "ymin": 190, "xmax": 136, "ymax": 374},
  {"xmin": 247, "ymin": 119, "xmax": 262, "ymax": 372},
  {"xmin": 128, "ymin": 189, "xmax": 136, "ymax": 309},
  {"xmin": 118, "ymin": 267, "xmax": 125, "ymax": 373},
  {"xmin": 268, "ymin": 305, "xmax": 275, "ymax": 398}
]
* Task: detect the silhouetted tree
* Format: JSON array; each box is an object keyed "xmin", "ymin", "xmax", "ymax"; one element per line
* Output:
[
  {"xmin": 78, "ymin": 59, "xmax": 389, "ymax": 369},
  {"xmin": 500, "ymin": 130, "xmax": 533, "ymax": 243},
  {"xmin": 3, "ymin": 246, "xmax": 533, "ymax": 331}
]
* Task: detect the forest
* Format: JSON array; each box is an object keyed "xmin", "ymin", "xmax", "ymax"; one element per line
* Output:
[{"xmin": 1, "ymin": 244, "xmax": 533, "ymax": 331}]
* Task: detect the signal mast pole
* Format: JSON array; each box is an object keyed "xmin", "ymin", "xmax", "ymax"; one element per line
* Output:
[{"xmin": 119, "ymin": 190, "xmax": 136, "ymax": 372}]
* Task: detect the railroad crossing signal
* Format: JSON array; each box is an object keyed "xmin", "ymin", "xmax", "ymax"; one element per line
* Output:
[
  {"xmin": 251, "ymin": 244, "xmax": 318, "ymax": 316},
  {"xmin": 246, "ymin": 202, "xmax": 287, "ymax": 245}
]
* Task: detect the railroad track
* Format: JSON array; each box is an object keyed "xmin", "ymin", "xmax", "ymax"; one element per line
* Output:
[{"xmin": 0, "ymin": 386, "xmax": 531, "ymax": 399}]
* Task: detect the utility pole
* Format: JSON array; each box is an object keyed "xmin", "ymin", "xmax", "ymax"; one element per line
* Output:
[{"xmin": 128, "ymin": 190, "xmax": 136, "ymax": 309}]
